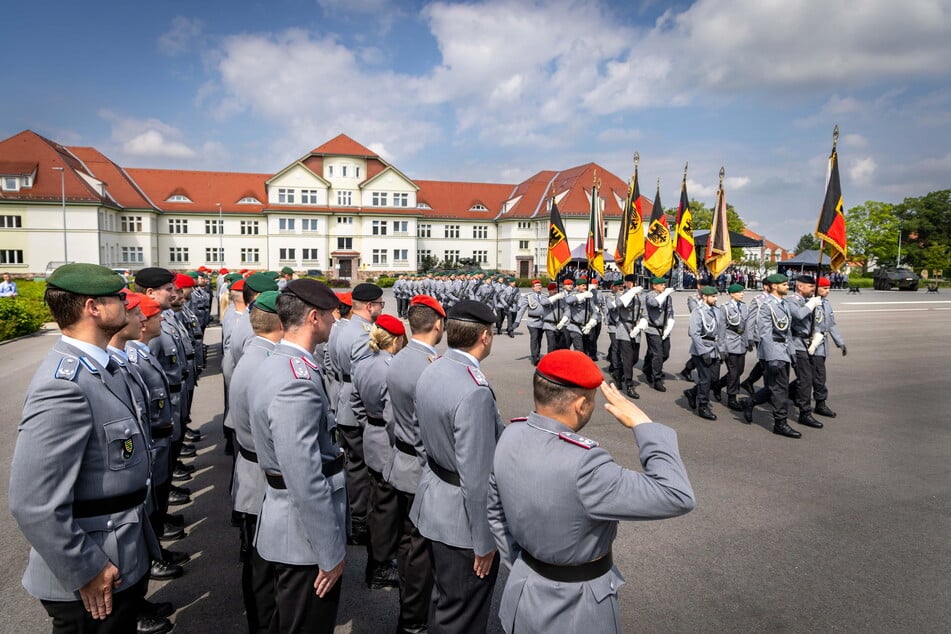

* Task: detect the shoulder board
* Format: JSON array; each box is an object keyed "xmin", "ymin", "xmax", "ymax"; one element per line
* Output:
[
  {"xmin": 558, "ymin": 431, "xmax": 599, "ymax": 450},
  {"xmin": 55, "ymin": 356, "xmax": 80, "ymax": 380},
  {"xmin": 509, "ymin": 416, "xmax": 528, "ymax": 423},
  {"xmin": 127, "ymin": 348, "xmax": 139, "ymax": 363},
  {"xmin": 467, "ymin": 366, "xmax": 489, "ymax": 387},
  {"xmin": 290, "ymin": 357, "xmax": 311, "ymax": 380},
  {"xmin": 301, "ymin": 356, "xmax": 319, "ymax": 370},
  {"xmin": 362, "ymin": 322, "xmax": 371, "ymax": 332},
  {"xmin": 78, "ymin": 356, "xmax": 100, "ymax": 374}
]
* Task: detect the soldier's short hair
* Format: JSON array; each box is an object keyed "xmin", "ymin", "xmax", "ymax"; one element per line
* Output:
[
  {"xmin": 44, "ymin": 287, "xmax": 91, "ymax": 329},
  {"xmin": 242, "ymin": 286, "xmax": 257, "ymax": 307},
  {"xmin": 407, "ymin": 304, "xmax": 441, "ymax": 334},
  {"xmin": 446, "ymin": 318, "xmax": 488, "ymax": 350},
  {"xmin": 276, "ymin": 292, "xmax": 312, "ymax": 329},
  {"xmin": 250, "ymin": 306, "xmax": 282, "ymax": 335},
  {"xmin": 532, "ymin": 373, "xmax": 593, "ymax": 412}
]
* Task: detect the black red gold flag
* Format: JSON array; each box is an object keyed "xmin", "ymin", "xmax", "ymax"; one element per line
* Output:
[
  {"xmin": 814, "ymin": 129, "xmax": 848, "ymax": 271},
  {"xmin": 547, "ymin": 196, "xmax": 571, "ymax": 279},
  {"xmin": 585, "ymin": 177, "xmax": 605, "ymax": 275},
  {"xmin": 674, "ymin": 168, "xmax": 696, "ymax": 274}
]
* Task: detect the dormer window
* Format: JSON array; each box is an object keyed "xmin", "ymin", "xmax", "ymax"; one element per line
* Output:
[
  {"xmin": 469, "ymin": 203, "xmax": 488, "ymax": 212},
  {"xmin": 167, "ymin": 194, "xmax": 191, "ymax": 203},
  {"xmin": 418, "ymin": 202, "xmax": 431, "ymax": 210},
  {"xmin": 238, "ymin": 196, "xmax": 261, "ymax": 204},
  {"xmin": 2, "ymin": 177, "xmax": 18, "ymax": 191}
]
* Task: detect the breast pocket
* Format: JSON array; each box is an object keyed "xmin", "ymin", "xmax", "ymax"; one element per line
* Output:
[{"xmin": 103, "ymin": 418, "xmax": 146, "ymax": 471}]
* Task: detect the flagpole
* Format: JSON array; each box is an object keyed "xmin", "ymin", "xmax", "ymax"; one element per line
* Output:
[{"xmin": 815, "ymin": 126, "xmax": 837, "ymax": 279}]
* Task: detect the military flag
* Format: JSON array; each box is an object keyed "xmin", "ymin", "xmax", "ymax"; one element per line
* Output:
[
  {"xmin": 614, "ymin": 156, "xmax": 645, "ymax": 274},
  {"xmin": 674, "ymin": 165, "xmax": 696, "ymax": 274},
  {"xmin": 814, "ymin": 126, "xmax": 848, "ymax": 270},
  {"xmin": 546, "ymin": 195, "xmax": 571, "ymax": 279},
  {"xmin": 704, "ymin": 168, "xmax": 732, "ymax": 277},
  {"xmin": 585, "ymin": 175, "xmax": 605, "ymax": 275},
  {"xmin": 643, "ymin": 179, "xmax": 673, "ymax": 277}
]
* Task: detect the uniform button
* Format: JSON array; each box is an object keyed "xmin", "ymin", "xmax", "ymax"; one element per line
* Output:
[
  {"xmin": 106, "ymin": 520, "xmax": 114, "ymax": 529},
  {"xmin": 123, "ymin": 428, "xmax": 131, "ymax": 435},
  {"xmin": 146, "ymin": 478, "xmax": 151, "ymax": 486},
  {"xmin": 610, "ymin": 581, "xmax": 615, "ymax": 590}
]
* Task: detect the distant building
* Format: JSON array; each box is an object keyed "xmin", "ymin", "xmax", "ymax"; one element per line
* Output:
[{"xmin": 740, "ymin": 228, "xmax": 792, "ymax": 268}]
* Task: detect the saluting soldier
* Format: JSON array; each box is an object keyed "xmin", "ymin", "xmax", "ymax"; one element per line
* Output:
[
  {"xmin": 642, "ymin": 276, "xmax": 676, "ymax": 392},
  {"xmin": 487, "ymin": 350, "xmax": 696, "ymax": 634},
  {"xmin": 811, "ymin": 276, "xmax": 847, "ymax": 418},
  {"xmin": 683, "ymin": 286, "xmax": 725, "ymax": 420},
  {"xmin": 713, "ymin": 283, "xmax": 750, "ymax": 411},
  {"xmin": 248, "ymin": 280, "xmax": 346, "ymax": 634},
  {"xmin": 784, "ymin": 275, "xmax": 825, "ymax": 430},
  {"xmin": 410, "ymin": 300, "xmax": 503, "ymax": 633},
  {"xmin": 514, "ymin": 279, "xmax": 547, "ymax": 365},
  {"xmin": 10, "ymin": 264, "xmax": 161, "ymax": 632}
]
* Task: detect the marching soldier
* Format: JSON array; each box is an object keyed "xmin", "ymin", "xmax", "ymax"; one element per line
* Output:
[
  {"xmin": 677, "ymin": 280, "xmax": 704, "ymax": 381},
  {"xmin": 494, "ymin": 277, "xmax": 518, "ymax": 336},
  {"xmin": 487, "ymin": 350, "xmax": 695, "ymax": 634},
  {"xmin": 811, "ymin": 276, "xmax": 847, "ymax": 417},
  {"xmin": 785, "ymin": 275, "xmax": 825, "ymax": 430},
  {"xmin": 713, "ymin": 283, "xmax": 749, "ymax": 411},
  {"xmin": 683, "ymin": 286, "xmax": 725, "ymax": 420},
  {"xmin": 565, "ymin": 277, "xmax": 599, "ymax": 356},
  {"xmin": 541, "ymin": 282, "xmax": 566, "ymax": 353},
  {"xmin": 614, "ymin": 274, "xmax": 646, "ymax": 399},
  {"xmin": 740, "ymin": 278, "xmax": 774, "ymax": 395},
  {"xmin": 514, "ymin": 279, "xmax": 547, "ymax": 365},
  {"xmin": 604, "ymin": 281, "xmax": 621, "ymax": 377},
  {"xmin": 642, "ymin": 277, "xmax": 675, "ymax": 392}
]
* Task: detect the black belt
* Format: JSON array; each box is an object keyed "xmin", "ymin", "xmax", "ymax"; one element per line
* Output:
[
  {"xmin": 152, "ymin": 424, "xmax": 174, "ymax": 439},
  {"xmin": 265, "ymin": 454, "xmax": 345, "ymax": 489},
  {"xmin": 186, "ymin": 353, "xmax": 195, "ymax": 360},
  {"xmin": 394, "ymin": 437, "xmax": 416, "ymax": 456},
  {"xmin": 367, "ymin": 415, "xmax": 386, "ymax": 428},
  {"xmin": 427, "ymin": 456, "xmax": 460, "ymax": 486},
  {"xmin": 73, "ymin": 487, "xmax": 148, "ymax": 519},
  {"xmin": 341, "ymin": 373, "xmax": 351, "ymax": 382},
  {"xmin": 169, "ymin": 384, "xmax": 182, "ymax": 393},
  {"xmin": 521, "ymin": 550, "xmax": 614, "ymax": 583},
  {"xmin": 238, "ymin": 445, "xmax": 258, "ymax": 463}
]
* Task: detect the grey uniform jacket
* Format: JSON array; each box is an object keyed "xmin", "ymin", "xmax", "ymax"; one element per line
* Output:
[
  {"xmin": 785, "ymin": 294, "xmax": 817, "ymax": 353},
  {"xmin": 720, "ymin": 299, "xmax": 749, "ymax": 354},
  {"xmin": 614, "ymin": 294, "xmax": 641, "ymax": 342},
  {"xmin": 384, "ymin": 339, "xmax": 437, "ymax": 494},
  {"xmin": 409, "ymin": 349, "xmax": 503, "ymax": 556},
  {"xmin": 126, "ymin": 341, "xmax": 173, "ymax": 487},
  {"xmin": 487, "ymin": 413, "xmax": 696, "ymax": 634},
  {"xmin": 150, "ymin": 323, "xmax": 186, "ymax": 439},
  {"xmin": 814, "ymin": 298, "xmax": 845, "ymax": 357},
  {"xmin": 229, "ymin": 336, "xmax": 276, "ymax": 516},
  {"xmin": 688, "ymin": 303, "xmax": 726, "ymax": 358},
  {"xmin": 229, "ymin": 311, "xmax": 255, "ymax": 370},
  {"xmin": 515, "ymin": 291, "xmax": 546, "ymax": 328},
  {"xmin": 330, "ymin": 314, "xmax": 373, "ymax": 428},
  {"xmin": 745, "ymin": 293, "xmax": 768, "ymax": 344},
  {"xmin": 352, "ymin": 351, "xmax": 395, "ymax": 475},
  {"xmin": 9, "ymin": 340, "xmax": 159, "ymax": 601},
  {"xmin": 249, "ymin": 342, "xmax": 347, "ymax": 569},
  {"xmin": 220, "ymin": 305, "xmax": 240, "ymax": 380},
  {"xmin": 644, "ymin": 290, "xmax": 674, "ymax": 336},
  {"xmin": 756, "ymin": 295, "xmax": 794, "ymax": 362},
  {"xmin": 565, "ymin": 291, "xmax": 598, "ymax": 333}
]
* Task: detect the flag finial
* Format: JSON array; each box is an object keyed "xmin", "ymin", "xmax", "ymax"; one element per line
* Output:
[
  {"xmin": 656, "ymin": 176, "xmax": 661, "ymax": 192},
  {"xmin": 592, "ymin": 169, "xmax": 601, "ymax": 190},
  {"xmin": 633, "ymin": 152, "xmax": 639, "ymax": 168},
  {"xmin": 683, "ymin": 161, "xmax": 688, "ymax": 182},
  {"xmin": 719, "ymin": 166, "xmax": 725, "ymax": 186},
  {"xmin": 833, "ymin": 124, "xmax": 839, "ymax": 150}
]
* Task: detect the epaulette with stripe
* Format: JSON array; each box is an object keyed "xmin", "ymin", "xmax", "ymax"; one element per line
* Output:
[
  {"xmin": 290, "ymin": 357, "xmax": 311, "ymax": 380},
  {"xmin": 558, "ymin": 431, "xmax": 599, "ymax": 450},
  {"xmin": 468, "ymin": 366, "xmax": 488, "ymax": 387}
]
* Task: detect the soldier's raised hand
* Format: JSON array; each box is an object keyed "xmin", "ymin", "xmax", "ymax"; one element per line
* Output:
[{"xmin": 600, "ymin": 382, "xmax": 651, "ymax": 428}]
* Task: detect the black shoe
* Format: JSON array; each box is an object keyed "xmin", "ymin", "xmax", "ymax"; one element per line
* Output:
[
  {"xmin": 161, "ymin": 548, "xmax": 191, "ymax": 565},
  {"xmin": 137, "ymin": 615, "xmax": 173, "ymax": 634},
  {"xmin": 697, "ymin": 406, "xmax": 717, "ymax": 421},
  {"xmin": 366, "ymin": 562, "xmax": 399, "ymax": 589},
  {"xmin": 741, "ymin": 380, "xmax": 755, "ymax": 395},
  {"xmin": 140, "ymin": 600, "xmax": 175, "ymax": 620},
  {"xmin": 167, "ymin": 490, "xmax": 191, "ymax": 507},
  {"xmin": 507, "ymin": 332, "xmax": 514, "ymax": 338},
  {"xmin": 170, "ymin": 483, "xmax": 191, "ymax": 495},
  {"xmin": 713, "ymin": 384, "xmax": 722, "ymax": 402},
  {"xmin": 161, "ymin": 523, "xmax": 186, "ymax": 541},
  {"xmin": 179, "ymin": 444, "xmax": 197, "ymax": 458},
  {"xmin": 678, "ymin": 367, "xmax": 692, "ymax": 381},
  {"xmin": 174, "ymin": 461, "xmax": 196, "ymax": 474},
  {"xmin": 396, "ymin": 624, "xmax": 428, "ymax": 634},
  {"xmin": 683, "ymin": 389, "xmax": 697, "ymax": 411},
  {"xmin": 653, "ymin": 381, "xmax": 666, "ymax": 393},
  {"xmin": 625, "ymin": 384, "xmax": 640, "ymax": 399},
  {"xmin": 741, "ymin": 398, "xmax": 754, "ymax": 424},
  {"xmin": 165, "ymin": 513, "xmax": 185, "ymax": 527},
  {"xmin": 773, "ymin": 421, "xmax": 802, "ymax": 438},
  {"xmin": 150, "ymin": 560, "xmax": 184, "ymax": 580},
  {"xmin": 814, "ymin": 401, "xmax": 837, "ymax": 418},
  {"xmin": 171, "ymin": 467, "xmax": 192, "ymax": 482},
  {"xmin": 184, "ymin": 429, "xmax": 202, "ymax": 442},
  {"xmin": 798, "ymin": 412, "xmax": 824, "ymax": 428},
  {"xmin": 727, "ymin": 397, "xmax": 743, "ymax": 412},
  {"xmin": 347, "ymin": 525, "xmax": 369, "ymax": 546}
]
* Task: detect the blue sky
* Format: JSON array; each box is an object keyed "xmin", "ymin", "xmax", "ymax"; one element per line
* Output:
[{"xmin": 4, "ymin": 0, "xmax": 950, "ymax": 247}]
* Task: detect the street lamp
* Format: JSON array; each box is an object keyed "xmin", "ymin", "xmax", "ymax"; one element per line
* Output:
[
  {"xmin": 52, "ymin": 166, "xmax": 68, "ymax": 262},
  {"xmin": 217, "ymin": 202, "xmax": 223, "ymax": 267}
]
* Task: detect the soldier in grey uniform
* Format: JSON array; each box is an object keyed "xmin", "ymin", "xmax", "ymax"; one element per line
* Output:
[
  {"xmin": 546, "ymin": 280, "xmax": 571, "ymax": 352},
  {"xmin": 683, "ymin": 286, "xmax": 726, "ymax": 420},
  {"xmin": 384, "ymin": 295, "xmax": 445, "ymax": 634},
  {"xmin": 220, "ymin": 275, "xmax": 247, "ymax": 455},
  {"xmin": 321, "ymin": 291, "xmax": 351, "ymax": 416},
  {"xmin": 784, "ymin": 274, "xmax": 825, "ymax": 430},
  {"xmin": 487, "ymin": 350, "xmax": 696, "ymax": 634},
  {"xmin": 811, "ymin": 276, "xmax": 847, "ymax": 417},
  {"xmin": 230, "ymin": 273, "xmax": 279, "ymax": 372},
  {"xmin": 514, "ymin": 279, "xmax": 547, "ymax": 365},
  {"xmin": 740, "ymin": 280, "xmax": 773, "ymax": 394},
  {"xmin": 10, "ymin": 263, "xmax": 161, "ymax": 633},
  {"xmin": 565, "ymin": 277, "xmax": 599, "ymax": 355},
  {"xmin": 642, "ymin": 276, "xmax": 676, "ymax": 391},
  {"xmin": 248, "ymin": 279, "xmax": 346, "ymax": 633},
  {"xmin": 410, "ymin": 300, "xmax": 503, "ymax": 633},
  {"xmin": 614, "ymin": 274, "xmax": 646, "ymax": 399},
  {"xmin": 711, "ymin": 284, "xmax": 750, "ymax": 411}
]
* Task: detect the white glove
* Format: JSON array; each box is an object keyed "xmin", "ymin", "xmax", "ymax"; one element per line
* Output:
[
  {"xmin": 618, "ymin": 286, "xmax": 643, "ymax": 307},
  {"xmin": 548, "ymin": 291, "xmax": 565, "ymax": 302},
  {"xmin": 630, "ymin": 317, "xmax": 648, "ymax": 338},
  {"xmin": 807, "ymin": 331, "xmax": 825, "ymax": 355},
  {"xmin": 581, "ymin": 318, "xmax": 598, "ymax": 335},
  {"xmin": 657, "ymin": 287, "xmax": 674, "ymax": 303},
  {"xmin": 556, "ymin": 315, "xmax": 569, "ymax": 331},
  {"xmin": 662, "ymin": 319, "xmax": 675, "ymax": 340},
  {"xmin": 806, "ymin": 296, "xmax": 822, "ymax": 311},
  {"xmin": 575, "ymin": 291, "xmax": 593, "ymax": 301}
]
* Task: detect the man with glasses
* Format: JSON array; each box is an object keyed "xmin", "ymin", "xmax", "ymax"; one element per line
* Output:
[{"xmin": 10, "ymin": 263, "xmax": 160, "ymax": 633}]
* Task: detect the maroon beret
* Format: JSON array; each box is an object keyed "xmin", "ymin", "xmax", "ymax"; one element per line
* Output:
[
  {"xmin": 410, "ymin": 294, "xmax": 446, "ymax": 317},
  {"xmin": 536, "ymin": 350, "xmax": 603, "ymax": 389},
  {"xmin": 375, "ymin": 314, "xmax": 406, "ymax": 337}
]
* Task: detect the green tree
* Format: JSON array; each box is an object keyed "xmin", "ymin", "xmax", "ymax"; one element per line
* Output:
[
  {"xmin": 845, "ymin": 201, "xmax": 899, "ymax": 274},
  {"xmin": 894, "ymin": 190, "xmax": 951, "ymax": 275},
  {"xmin": 794, "ymin": 233, "xmax": 820, "ymax": 254}
]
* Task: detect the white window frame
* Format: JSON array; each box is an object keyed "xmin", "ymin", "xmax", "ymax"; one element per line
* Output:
[
  {"xmin": 302, "ymin": 218, "xmax": 319, "ymax": 232},
  {"xmin": 205, "ymin": 219, "xmax": 223, "ymax": 235},
  {"xmin": 393, "ymin": 248, "xmax": 408, "ymax": 263},
  {"xmin": 444, "ymin": 225, "xmax": 460, "ymax": 239},
  {"xmin": 337, "ymin": 190, "xmax": 353, "ymax": 206},
  {"xmin": 393, "ymin": 192, "xmax": 409, "ymax": 207},
  {"xmin": 168, "ymin": 219, "xmax": 188, "ymax": 234},
  {"xmin": 302, "ymin": 248, "xmax": 319, "ymax": 261},
  {"xmin": 473, "ymin": 225, "xmax": 488, "ymax": 239},
  {"xmin": 279, "ymin": 248, "xmax": 297, "ymax": 261},
  {"xmin": 372, "ymin": 220, "xmax": 387, "ymax": 236},
  {"xmin": 278, "ymin": 188, "xmax": 296, "ymax": 204},
  {"xmin": 372, "ymin": 192, "xmax": 388, "ymax": 207},
  {"xmin": 372, "ymin": 249, "xmax": 388, "ymax": 265},
  {"xmin": 337, "ymin": 237, "xmax": 353, "ymax": 250},
  {"xmin": 418, "ymin": 223, "xmax": 431, "ymax": 238},
  {"xmin": 279, "ymin": 218, "xmax": 296, "ymax": 232},
  {"xmin": 0, "ymin": 215, "xmax": 23, "ymax": 228},
  {"xmin": 240, "ymin": 248, "xmax": 261, "ymax": 264},
  {"xmin": 168, "ymin": 247, "xmax": 189, "ymax": 263},
  {"xmin": 240, "ymin": 220, "xmax": 260, "ymax": 235},
  {"xmin": 0, "ymin": 249, "xmax": 25, "ymax": 264},
  {"xmin": 205, "ymin": 247, "xmax": 224, "ymax": 263}
]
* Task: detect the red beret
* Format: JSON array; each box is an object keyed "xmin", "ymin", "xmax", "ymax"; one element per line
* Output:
[
  {"xmin": 219, "ymin": 268, "xmax": 229, "ymax": 274},
  {"xmin": 536, "ymin": 350, "xmax": 603, "ymax": 390},
  {"xmin": 239, "ymin": 268, "xmax": 249, "ymax": 274},
  {"xmin": 124, "ymin": 292, "xmax": 142, "ymax": 311},
  {"xmin": 136, "ymin": 293, "xmax": 162, "ymax": 318},
  {"xmin": 547, "ymin": 282, "xmax": 558, "ymax": 291},
  {"xmin": 410, "ymin": 294, "xmax": 446, "ymax": 317},
  {"xmin": 375, "ymin": 314, "xmax": 406, "ymax": 337},
  {"xmin": 231, "ymin": 278, "xmax": 246, "ymax": 291},
  {"xmin": 562, "ymin": 279, "xmax": 574, "ymax": 286},
  {"xmin": 532, "ymin": 279, "xmax": 541, "ymax": 285},
  {"xmin": 174, "ymin": 273, "xmax": 195, "ymax": 289},
  {"xmin": 337, "ymin": 291, "xmax": 352, "ymax": 307},
  {"xmin": 818, "ymin": 277, "xmax": 831, "ymax": 287}
]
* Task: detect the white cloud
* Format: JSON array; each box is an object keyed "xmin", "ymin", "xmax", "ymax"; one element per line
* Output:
[
  {"xmin": 848, "ymin": 156, "xmax": 877, "ymax": 184},
  {"xmin": 842, "ymin": 134, "xmax": 868, "ymax": 148},
  {"xmin": 123, "ymin": 130, "xmax": 196, "ymax": 158},
  {"xmin": 99, "ymin": 110, "xmax": 198, "ymax": 160},
  {"xmin": 158, "ymin": 16, "xmax": 203, "ymax": 56}
]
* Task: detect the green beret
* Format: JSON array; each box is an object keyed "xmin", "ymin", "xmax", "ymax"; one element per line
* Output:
[
  {"xmin": 253, "ymin": 290, "xmax": 280, "ymax": 313},
  {"xmin": 280, "ymin": 266, "xmax": 294, "ymax": 275},
  {"xmin": 765, "ymin": 273, "xmax": 788, "ymax": 284},
  {"xmin": 225, "ymin": 273, "xmax": 243, "ymax": 283},
  {"xmin": 611, "ymin": 279, "xmax": 623, "ymax": 287},
  {"xmin": 246, "ymin": 273, "xmax": 279, "ymax": 292},
  {"xmin": 701, "ymin": 286, "xmax": 718, "ymax": 296},
  {"xmin": 651, "ymin": 276, "xmax": 667, "ymax": 285},
  {"xmin": 265, "ymin": 270, "xmax": 280, "ymax": 279},
  {"xmin": 47, "ymin": 263, "xmax": 127, "ymax": 296},
  {"xmin": 574, "ymin": 277, "xmax": 588, "ymax": 285},
  {"xmin": 185, "ymin": 271, "xmax": 199, "ymax": 279},
  {"xmin": 728, "ymin": 283, "xmax": 744, "ymax": 293}
]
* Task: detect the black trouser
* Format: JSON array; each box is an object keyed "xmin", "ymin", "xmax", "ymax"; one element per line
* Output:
[
  {"xmin": 395, "ymin": 491, "xmax": 433, "ymax": 631},
  {"xmin": 41, "ymin": 575, "xmax": 147, "ymax": 634},
  {"xmin": 506, "ymin": 310, "xmax": 518, "ymax": 334},
  {"xmin": 527, "ymin": 327, "xmax": 544, "ymax": 364},
  {"xmin": 428, "ymin": 541, "xmax": 499, "ymax": 634},
  {"xmin": 241, "ymin": 515, "xmax": 276, "ymax": 634},
  {"xmin": 616, "ymin": 338, "xmax": 640, "ymax": 387},
  {"xmin": 270, "ymin": 561, "xmax": 342, "ymax": 634},
  {"xmin": 338, "ymin": 424, "xmax": 370, "ymax": 526},
  {"xmin": 689, "ymin": 354, "xmax": 719, "ymax": 407},
  {"xmin": 495, "ymin": 308, "xmax": 507, "ymax": 333},
  {"xmin": 811, "ymin": 354, "xmax": 829, "ymax": 401},
  {"xmin": 752, "ymin": 360, "xmax": 790, "ymax": 421},
  {"xmin": 566, "ymin": 330, "xmax": 584, "ymax": 352},
  {"xmin": 582, "ymin": 329, "xmax": 598, "ymax": 361},
  {"xmin": 544, "ymin": 329, "xmax": 567, "ymax": 352},
  {"xmin": 607, "ymin": 332, "xmax": 618, "ymax": 372},
  {"xmin": 717, "ymin": 352, "xmax": 747, "ymax": 396},
  {"xmin": 744, "ymin": 358, "xmax": 765, "ymax": 385},
  {"xmin": 644, "ymin": 333, "xmax": 670, "ymax": 383},
  {"xmin": 792, "ymin": 350, "xmax": 815, "ymax": 414},
  {"xmin": 366, "ymin": 469, "xmax": 400, "ymax": 573}
]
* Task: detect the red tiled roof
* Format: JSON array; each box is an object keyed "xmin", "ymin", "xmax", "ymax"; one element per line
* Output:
[
  {"xmin": 0, "ymin": 130, "xmax": 105, "ymax": 203},
  {"xmin": 68, "ymin": 146, "xmax": 156, "ymax": 210},
  {"xmin": 414, "ymin": 180, "xmax": 515, "ymax": 220},
  {"xmin": 310, "ymin": 134, "xmax": 378, "ymax": 157},
  {"xmin": 0, "ymin": 160, "xmax": 37, "ymax": 175},
  {"xmin": 125, "ymin": 168, "xmax": 270, "ymax": 213}
]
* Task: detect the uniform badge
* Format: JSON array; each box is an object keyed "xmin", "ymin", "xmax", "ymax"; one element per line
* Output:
[
  {"xmin": 127, "ymin": 348, "xmax": 138, "ymax": 363},
  {"xmin": 122, "ymin": 437, "xmax": 135, "ymax": 460},
  {"xmin": 290, "ymin": 357, "xmax": 311, "ymax": 380},
  {"xmin": 467, "ymin": 366, "xmax": 489, "ymax": 386},
  {"xmin": 171, "ymin": 354, "xmax": 178, "ymax": 364},
  {"xmin": 158, "ymin": 399, "xmax": 165, "ymax": 409},
  {"xmin": 426, "ymin": 354, "xmax": 437, "ymax": 363},
  {"xmin": 362, "ymin": 323, "xmax": 371, "ymax": 332},
  {"xmin": 558, "ymin": 431, "xmax": 599, "ymax": 449},
  {"xmin": 55, "ymin": 356, "xmax": 79, "ymax": 380}
]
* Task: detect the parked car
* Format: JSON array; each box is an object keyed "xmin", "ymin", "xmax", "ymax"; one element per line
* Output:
[
  {"xmin": 305, "ymin": 269, "xmax": 325, "ymax": 277},
  {"xmin": 43, "ymin": 261, "xmax": 73, "ymax": 278},
  {"xmin": 873, "ymin": 267, "xmax": 919, "ymax": 291}
]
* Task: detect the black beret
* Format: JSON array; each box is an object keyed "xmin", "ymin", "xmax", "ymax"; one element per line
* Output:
[
  {"xmin": 623, "ymin": 273, "xmax": 637, "ymax": 283},
  {"xmin": 796, "ymin": 274, "xmax": 816, "ymax": 285},
  {"xmin": 447, "ymin": 299, "xmax": 496, "ymax": 325},
  {"xmin": 282, "ymin": 279, "xmax": 340, "ymax": 310},
  {"xmin": 135, "ymin": 267, "xmax": 175, "ymax": 289},
  {"xmin": 47, "ymin": 263, "xmax": 127, "ymax": 296},
  {"xmin": 246, "ymin": 273, "xmax": 279, "ymax": 293},
  {"xmin": 352, "ymin": 282, "xmax": 383, "ymax": 302}
]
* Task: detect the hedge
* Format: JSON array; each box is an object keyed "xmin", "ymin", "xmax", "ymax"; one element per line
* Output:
[{"xmin": 0, "ymin": 299, "xmax": 44, "ymax": 341}]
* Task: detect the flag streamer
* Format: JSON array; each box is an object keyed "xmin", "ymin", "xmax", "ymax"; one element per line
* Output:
[{"xmin": 704, "ymin": 167, "xmax": 732, "ymax": 278}]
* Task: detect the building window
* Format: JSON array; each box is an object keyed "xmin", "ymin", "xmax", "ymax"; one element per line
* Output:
[
  {"xmin": 166, "ymin": 194, "xmax": 191, "ymax": 203},
  {"xmin": 279, "ymin": 218, "xmax": 296, "ymax": 232},
  {"xmin": 473, "ymin": 225, "xmax": 488, "ymax": 239},
  {"xmin": 372, "ymin": 249, "xmax": 387, "ymax": 265},
  {"xmin": 418, "ymin": 202, "xmax": 431, "ymax": 210},
  {"xmin": 0, "ymin": 215, "xmax": 23, "ymax": 228},
  {"xmin": 372, "ymin": 192, "xmax": 388, "ymax": 206},
  {"xmin": 278, "ymin": 188, "xmax": 295, "ymax": 204},
  {"xmin": 341, "ymin": 165, "xmax": 348, "ymax": 177},
  {"xmin": 473, "ymin": 250, "xmax": 488, "ymax": 264},
  {"xmin": 519, "ymin": 240, "xmax": 529, "ymax": 249},
  {"xmin": 337, "ymin": 237, "xmax": 353, "ymax": 250},
  {"xmin": 279, "ymin": 248, "xmax": 296, "ymax": 261},
  {"xmin": 517, "ymin": 221, "xmax": 532, "ymax": 229},
  {"xmin": 205, "ymin": 247, "xmax": 224, "ymax": 263},
  {"xmin": 393, "ymin": 193, "xmax": 409, "ymax": 207},
  {"xmin": 443, "ymin": 250, "xmax": 460, "ymax": 264},
  {"xmin": 2, "ymin": 177, "xmax": 19, "ymax": 191},
  {"xmin": 120, "ymin": 246, "xmax": 144, "ymax": 263},
  {"xmin": 241, "ymin": 220, "xmax": 260, "ymax": 235},
  {"xmin": 372, "ymin": 220, "xmax": 387, "ymax": 236},
  {"xmin": 327, "ymin": 165, "xmax": 334, "ymax": 177},
  {"xmin": 120, "ymin": 216, "xmax": 143, "ymax": 232},
  {"xmin": 205, "ymin": 219, "xmax": 223, "ymax": 234},
  {"xmin": 168, "ymin": 219, "xmax": 188, "ymax": 234},
  {"xmin": 417, "ymin": 249, "xmax": 432, "ymax": 262},
  {"xmin": 444, "ymin": 225, "xmax": 460, "ymax": 239},
  {"xmin": 469, "ymin": 203, "xmax": 488, "ymax": 211},
  {"xmin": 238, "ymin": 196, "xmax": 260, "ymax": 204},
  {"xmin": 417, "ymin": 223, "xmax": 431, "ymax": 238},
  {"xmin": 336, "ymin": 216, "xmax": 353, "ymax": 225},
  {"xmin": 337, "ymin": 190, "xmax": 352, "ymax": 206},
  {"xmin": 0, "ymin": 249, "xmax": 24, "ymax": 264},
  {"xmin": 355, "ymin": 167, "xmax": 361, "ymax": 179},
  {"xmin": 392, "ymin": 248, "xmax": 408, "ymax": 263},
  {"xmin": 241, "ymin": 248, "xmax": 260, "ymax": 264},
  {"xmin": 302, "ymin": 218, "xmax": 319, "ymax": 232},
  {"xmin": 301, "ymin": 189, "xmax": 319, "ymax": 204},
  {"xmin": 168, "ymin": 247, "xmax": 189, "ymax": 263},
  {"xmin": 302, "ymin": 248, "xmax": 319, "ymax": 261},
  {"xmin": 393, "ymin": 220, "xmax": 408, "ymax": 234}
]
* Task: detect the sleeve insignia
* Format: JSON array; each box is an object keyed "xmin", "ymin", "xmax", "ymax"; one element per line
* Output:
[
  {"xmin": 290, "ymin": 357, "xmax": 311, "ymax": 380},
  {"xmin": 468, "ymin": 366, "xmax": 489, "ymax": 386},
  {"xmin": 558, "ymin": 431, "xmax": 599, "ymax": 449}
]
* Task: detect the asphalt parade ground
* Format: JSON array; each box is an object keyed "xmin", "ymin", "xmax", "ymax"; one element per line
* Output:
[{"xmin": 1, "ymin": 289, "xmax": 949, "ymax": 633}]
